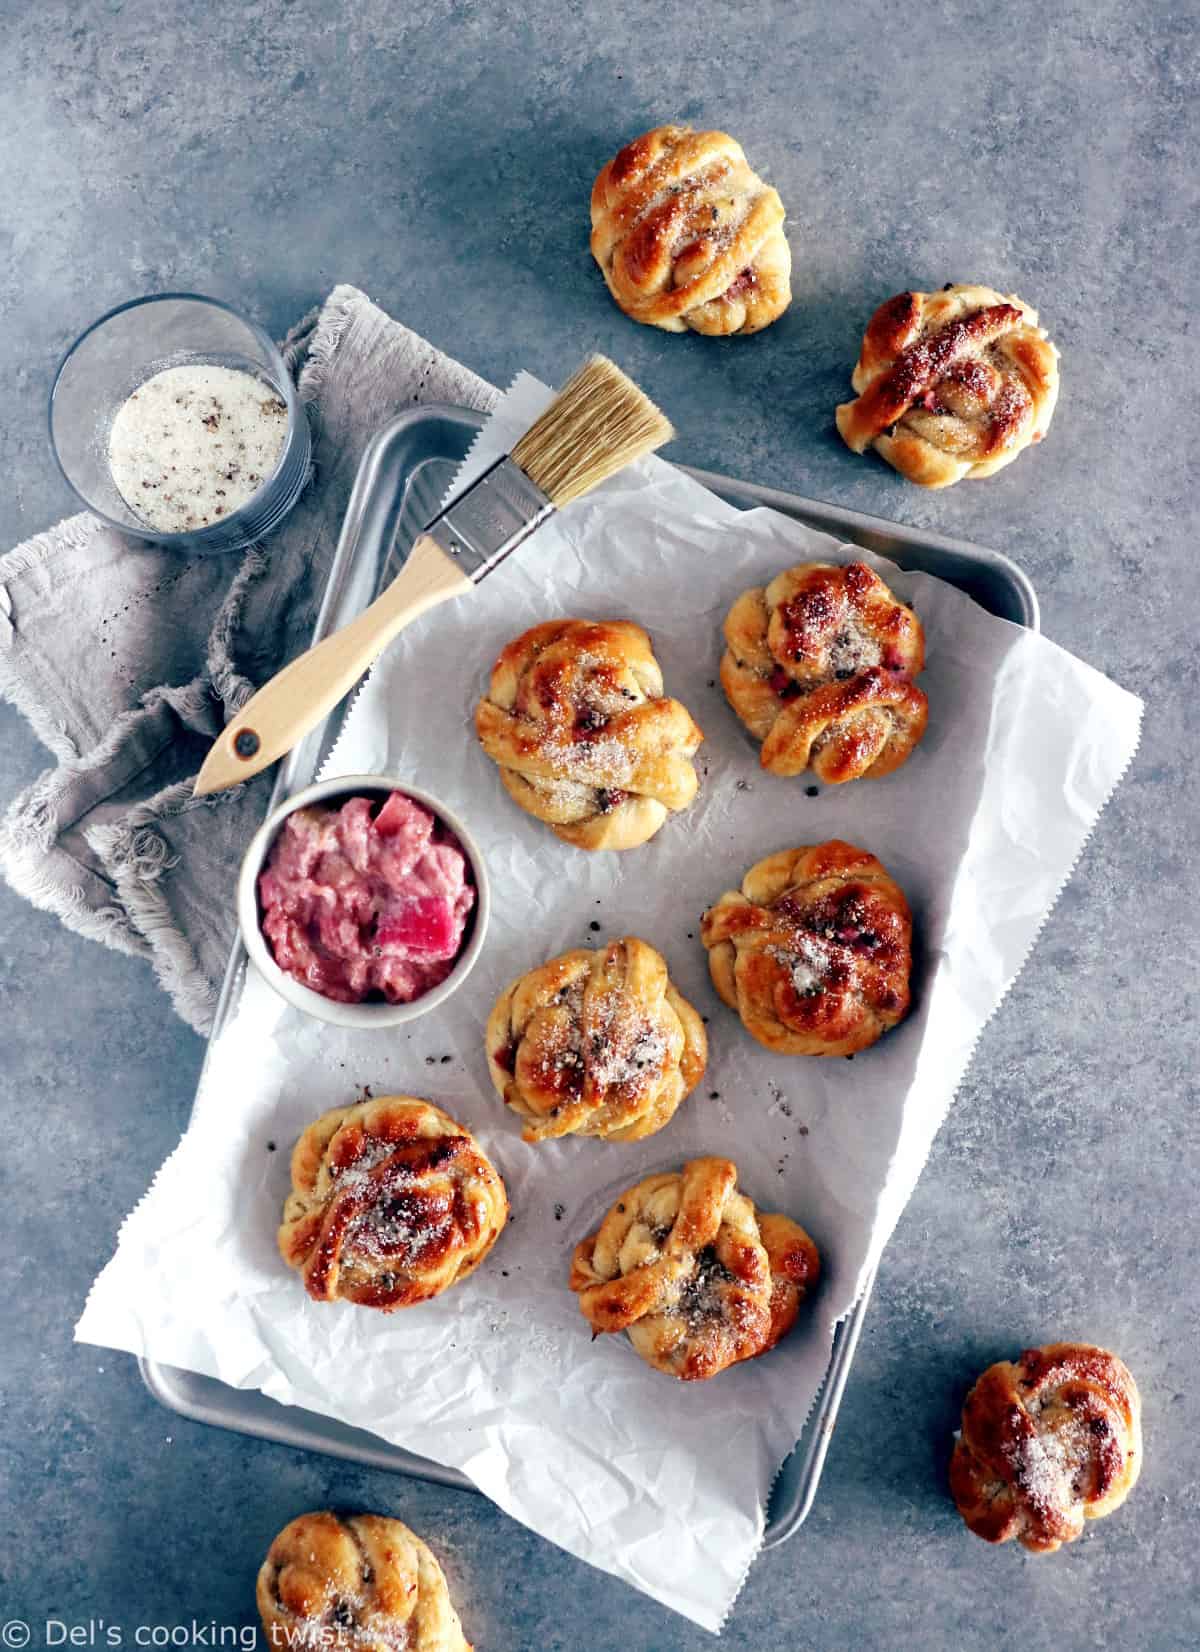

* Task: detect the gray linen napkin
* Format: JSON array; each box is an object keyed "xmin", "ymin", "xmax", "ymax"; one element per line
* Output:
[{"xmin": 0, "ymin": 286, "xmax": 498, "ymax": 1032}]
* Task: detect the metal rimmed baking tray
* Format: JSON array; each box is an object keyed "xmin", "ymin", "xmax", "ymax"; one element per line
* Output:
[{"xmin": 142, "ymin": 403, "xmax": 1039, "ymax": 1547}]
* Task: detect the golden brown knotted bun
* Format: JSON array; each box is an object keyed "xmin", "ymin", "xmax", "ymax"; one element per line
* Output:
[
  {"xmin": 701, "ymin": 840, "xmax": 912, "ymax": 1056},
  {"xmin": 474, "ymin": 619, "xmax": 702, "ymax": 851},
  {"xmin": 278, "ymin": 1097, "xmax": 507, "ymax": 1310},
  {"xmin": 590, "ymin": 124, "xmax": 792, "ymax": 336},
  {"xmin": 836, "ymin": 284, "xmax": 1060, "ymax": 487},
  {"xmin": 486, "ymin": 935, "xmax": 707, "ymax": 1142},
  {"xmin": 569, "ymin": 1156, "xmax": 819, "ymax": 1380},
  {"xmin": 721, "ymin": 560, "xmax": 928, "ymax": 782},
  {"xmin": 257, "ymin": 1511, "xmax": 472, "ymax": 1651},
  {"xmin": 950, "ymin": 1343, "xmax": 1142, "ymax": 1553}
]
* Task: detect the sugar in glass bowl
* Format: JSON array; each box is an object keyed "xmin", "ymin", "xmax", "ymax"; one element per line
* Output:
[{"xmin": 49, "ymin": 292, "xmax": 310, "ymax": 555}]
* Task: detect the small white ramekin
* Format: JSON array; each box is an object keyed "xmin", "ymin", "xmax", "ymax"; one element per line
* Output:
[{"xmin": 236, "ymin": 774, "xmax": 490, "ymax": 1028}]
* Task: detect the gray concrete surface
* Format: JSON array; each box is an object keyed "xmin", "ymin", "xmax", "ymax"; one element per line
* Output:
[{"xmin": 1, "ymin": 1, "xmax": 1197, "ymax": 1646}]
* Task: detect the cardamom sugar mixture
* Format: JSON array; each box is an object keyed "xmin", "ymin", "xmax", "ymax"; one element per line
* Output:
[{"xmin": 107, "ymin": 363, "xmax": 288, "ymax": 532}]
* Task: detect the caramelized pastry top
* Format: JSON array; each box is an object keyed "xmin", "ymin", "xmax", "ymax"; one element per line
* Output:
[
  {"xmin": 278, "ymin": 1097, "xmax": 507, "ymax": 1310},
  {"xmin": 721, "ymin": 560, "xmax": 928, "ymax": 782},
  {"xmin": 486, "ymin": 935, "xmax": 706, "ymax": 1142},
  {"xmin": 701, "ymin": 840, "xmax": 913, "ymax": 1056},
  {"xmin": 950, "ymin": 1343, "xmax": 1142, "ymax": 1553},
  {"xmin": 257, "ymin": 1510, "xmax": 472, "ymax": 1651},
  {"xmin": 569, "ymin": 1156, "xmax": 819, "ymax": 1380},
  {"xmin": 591, "ymin": 124, "xmax": 791, "ymax": 336},
  {"xmin": 475, "ymin": 619, "xmax": 702, "ymax": 851},
  {"xmin": 836, "ymin": 284, "xmax": 1059, "ymax": 487}
]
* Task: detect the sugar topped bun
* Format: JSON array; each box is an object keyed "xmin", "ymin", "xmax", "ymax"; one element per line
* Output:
[
  {"xmin": 590, "ymin": 124, "xmax": 791, "ymax": 335},
  {"xmin": 836, "ymin": 284, "xmax": 1059, "ymax": 487}
]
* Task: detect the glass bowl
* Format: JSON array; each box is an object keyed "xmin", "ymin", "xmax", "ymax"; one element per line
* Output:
[{"xmin": 49, "ymin": 292, "xmax": 311, "ymax": 555}]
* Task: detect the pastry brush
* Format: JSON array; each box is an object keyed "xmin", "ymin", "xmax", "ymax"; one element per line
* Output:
[{"xmin": 193, "ymin": 356, "xmax": 673, "ymax": 796}]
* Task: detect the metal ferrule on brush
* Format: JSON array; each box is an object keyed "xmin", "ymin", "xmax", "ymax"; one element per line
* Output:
[{"xmin": 424, "ymin": 457, "xmax": 553, "ymax": 582}]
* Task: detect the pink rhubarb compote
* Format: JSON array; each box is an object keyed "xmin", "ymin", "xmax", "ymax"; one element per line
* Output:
[{"xmin": 258, "ymin": 791, "xmax": 475, "ymax": 1004}]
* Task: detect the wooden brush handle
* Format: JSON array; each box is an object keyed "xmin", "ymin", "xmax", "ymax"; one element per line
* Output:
[{"xmin": 193, "ymin": 534, "xmax": 473, "ymax": 795}]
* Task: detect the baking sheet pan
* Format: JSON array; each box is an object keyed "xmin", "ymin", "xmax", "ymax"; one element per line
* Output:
[{"xmin": 141, "ymin": 403, "xmax": 1038, "ymax": 1546}]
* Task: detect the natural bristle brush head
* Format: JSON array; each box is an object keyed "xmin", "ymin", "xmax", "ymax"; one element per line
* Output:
[{"xmin": 511, "ymin": 355, "xmax": 674, "ymax": 509}]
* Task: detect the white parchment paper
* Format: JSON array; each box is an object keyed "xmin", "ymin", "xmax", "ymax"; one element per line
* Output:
[{"xmin": 79, "ymin": 375, "xmax": 1142, "ymax": 1633}]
